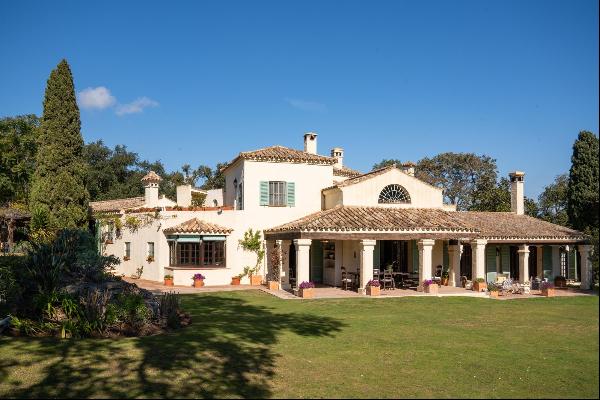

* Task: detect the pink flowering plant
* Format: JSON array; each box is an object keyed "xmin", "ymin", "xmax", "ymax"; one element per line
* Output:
[
  {"xmin": 192, "ymin": 273, "xmax": 205, "ymax": 281},
  {"xmin": 299, "ymin": 281, "xmax": 315, "ymax": 289},
  {"xmin": 422, "ymin": 279, "xmax": 434, "ymax": 287},
  {"xmin": 367, "ymin": 279, "xmax": 380, "ymax": 287},
  {"xmin": 541, "ymin": 282, "xmax": 555, "ymax": 290}
]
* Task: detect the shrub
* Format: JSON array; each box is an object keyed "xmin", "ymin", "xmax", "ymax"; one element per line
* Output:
[
  {"xmin": 159, "ymin": 291, "xmax": 181, "ymax": 329},
  {"xmin": 488, "ymin": 285, "xmax": 499, "ymax": 292},
  {"xmin": 164, "ymin": 274, "xmax": 173, "ymax": 279},
  {"xmin": 475, "ymin": 278, "xmax": 486, "ymax": 283},
  {"xmin": 113, "ymin": 292, "xmax": 151, "ymax": 332},
  {"xmin": 79, "ymin": 289, "xmax": 112, "ymax": 334}
]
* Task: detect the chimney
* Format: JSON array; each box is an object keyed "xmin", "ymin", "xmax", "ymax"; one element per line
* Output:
[
  {"xmin": 331, "ymin": 147, "xmax": 344, "ymax": 168},
  {"xmin": 509, "ymin": 171, "xmax": 525, "ymax": 215},
  {"xmin": 141, "ymin": 171, "xmax": 162, "ymax": 207},
  {"xmin": 401, "ymin": 162, "xmax": 416, "ymax": 177},
  {"xmin": 303, "ymin": 132, "xmax": 318, "ymax": 154},
  {"xmin": 176, "ymin": 184, "xmax": 192, "ymax": 207}
]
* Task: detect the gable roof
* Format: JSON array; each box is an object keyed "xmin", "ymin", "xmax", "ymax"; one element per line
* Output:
[
  {"xmin": 265, "ymin": 206, "xmax": 584, "ymax": 241},
  {"xmin": 90, "ymin": 197, "xmax": 146, "ymax": 213},
  {"xmin": 224, "ymin": 145, "xmax": 336, "ymax": 171},
  {"xmin": 163, "ymin": 218, "xmax": 233, "ymax": 234}
]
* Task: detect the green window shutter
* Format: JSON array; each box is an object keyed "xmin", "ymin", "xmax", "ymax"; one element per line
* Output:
[
  {"xmin": 287, "ymin": 182, "xmax": 295, "ymax": 207},
  {"xmin": 259, "ymin": 181, "xmax": 269, "ymax": 206}
]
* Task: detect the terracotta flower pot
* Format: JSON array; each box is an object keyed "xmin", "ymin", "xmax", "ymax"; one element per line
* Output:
[
  {"xmin": 250, "ymin": 275, "xmax": 263, "ymax": 286},
  {"xmin": 473, "ymin": 281, "xmax": 487, "ymax": 292},
  {"xmin": 366, "ymin": 286, "xmax": 380, "ymax": 296},
  {"xmin": 299, "ymin": 288, "xmax": 314, "ymax": 298},
  {"xmin": 268, "ymin": 280, "xmax": 280, "ymax": 290},
  {"xmin": 441, "ymin": 277, "xmax": 449, "ymax": 286},
  {"xmin": 164, "ymin": 278, "xmax": 174, "ymax": 286},
  {"xmin": 542, "ymin": 288, "xmax": 555, "ymax": 297},
  {"xmin": 489, "ymin": 291, "xmax": 499, "ymax": 298},
  {"xmin": 194, "ymin": 279, "xmax": 204, "ymax": 288},
  {"xmin": 425, "ymin": 284, "xmax": 438, "ymax": 294},
  {"xmin": 231, "ymin": 277, "xmax": 241, "ymax": 285}
]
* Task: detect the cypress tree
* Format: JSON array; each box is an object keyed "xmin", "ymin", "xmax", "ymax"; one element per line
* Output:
[
  {"xmin": 567, "ymin": 131, "xmax": 599, "ymax": 231},
  {"xmin": 29, "ymin": 59, "xmax": 89, "ymax": 229}
]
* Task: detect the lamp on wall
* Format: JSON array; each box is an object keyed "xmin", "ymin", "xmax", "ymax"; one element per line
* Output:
[{"xmin": 233, "ymin": 178, "xmax": 238, "ymax": 188}]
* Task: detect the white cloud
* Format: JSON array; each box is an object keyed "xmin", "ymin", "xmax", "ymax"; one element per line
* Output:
[
  {"xmin": 115, "ymin": 97, "xmax": 159, "ymax": 116},
  {"xmin": 77, "ymin": 86, "xmax": 116, "ymax": 109},
  {"xmin": 284, "ymin": 97, "xmax": 327, "ymax": 112}
]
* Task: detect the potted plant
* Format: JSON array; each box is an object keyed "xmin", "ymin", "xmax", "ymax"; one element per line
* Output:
[
  {"xmin": 473, "ymin": 278, "xmax": 487, "ymax": 292},
  {"xmin": 423, "ymin": 279, "xmax": 438, "ymax": 294},
  {"xmin": 441, "ymin": 267, "xmax": 450, "ymax": 286},
  {"xmin": 239, "ymin": 229, "xmax": 265, "ymax": 286},
  {"xmin": 366, "ymin": 280, "xmax": 380, "ymax": 296},
  {"xmin": 488, "ymin": 285, "xmax": 499, "ymax": 298},
  {"xmin": 146, "ymin": 255, "xmax": 154, "ymax": 263},
  {"xmin": 554, "ymin": 275, "xmax": 567, "ymax": 288},
  {"xmin": 193, "ymin": 273, "xmax": 205, "ymax": 288},
  {"xmin": 231, "ymin": 274, "xmax": 243, "ymax": 285},
  {"xmin": 164, "ymin": 274, "xmax": 174, "ymax": 286},
  {"xmin": 298, "ymin": 281, "xmax": 315, "ymax": 298},
  {"xmin": 123, "ymin": 256, "xmax": 130, "ymax": 261},
  {"xmin": 541, "ymin": 282, "xmax": 555, "ymax": 297}
]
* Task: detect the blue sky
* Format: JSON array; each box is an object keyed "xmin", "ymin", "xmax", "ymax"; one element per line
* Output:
[{"xmin": 1, "ymin": 0, "xmax": 598, "ymax": 198}]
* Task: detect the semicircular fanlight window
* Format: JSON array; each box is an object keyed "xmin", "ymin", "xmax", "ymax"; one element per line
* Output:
[{"xmin": 378, "ymin": 184, "xmax": 411, "ymax": 204}]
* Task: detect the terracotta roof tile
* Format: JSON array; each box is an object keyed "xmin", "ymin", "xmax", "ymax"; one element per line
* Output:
[
  {"xmin": 163, "ymin": 218, "xmax": 233, "ymax": 234},
  {"xmin": 266, "ymin": 206, "xmax": 584, "ymax": 240},
  {"xmin": 141, "ymin": 171, "xmax": 162, "ymax": 183},
  {"xmin": 225, "ymin": 145, "xmax": 336, "ymax": 170},
  {"xmin": 90, "ymin": 197, "xmax": 145, "ymax": 213},
  {"xmin": 333, "ymin": 165, "xmax": 362, "ymax": 178}
]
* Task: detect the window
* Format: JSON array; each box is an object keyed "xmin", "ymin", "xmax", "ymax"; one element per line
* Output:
[
  {"xmin": 237, "ymin": 182, "xmax": 243, "ymax": 210},
  {"xmin": 560, "ymin": 249, "xmax": 568, "ymax": 277},
  {"xmin": 147, "ymin": 242, "xmax": 155, "ymax": 258},
  {"xmin": 124, "ymin": 242, "xmax": 131, "ymax": 259},
  {"xmin": 203, "ymin": 241, "xmax": 225, "ymax": 266},
  {"xmin": 269, "ymin": 181, "xmax": 287, "ymax": 206},
  {"xmin": 378, "ymin": 184, "xmax": 411, "ymax": 204},
  {"xmin": 168, "ymin": 240, "xmax": 226, "ymax": 267}
]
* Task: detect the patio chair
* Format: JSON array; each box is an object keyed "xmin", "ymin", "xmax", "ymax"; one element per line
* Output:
[
  {"xmin": 381, "ymin": 271, "xmax": 395, "ymax": 290},
  {"xmin": 373, "ymin": 268, "xmax": 381, "ymax": 283},
  {"xmin": 433, "ymin": 265, "xmax": 443, "ymax": 284},
  {"xmin": 340, "ymin": 267, "xmax": 353, "ymax": 291},
  {"xmin": 500, "ymin": 279, "xmax": 513, "ymax": 296}
]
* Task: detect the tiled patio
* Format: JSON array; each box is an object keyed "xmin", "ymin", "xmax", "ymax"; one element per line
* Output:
[{"xmin": 125, "ymin": 277, "xmax": 596, "ymax": 300}]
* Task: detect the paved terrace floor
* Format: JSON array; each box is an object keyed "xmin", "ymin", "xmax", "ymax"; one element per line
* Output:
[{"xmin": 125, "ymin": 278, "xmax": 597, "ymax": 300}]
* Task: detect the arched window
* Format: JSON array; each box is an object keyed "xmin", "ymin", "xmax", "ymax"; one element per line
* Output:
[{"xmin": 378, "ymin": 184, "xmax": 411, "ymax": 204}]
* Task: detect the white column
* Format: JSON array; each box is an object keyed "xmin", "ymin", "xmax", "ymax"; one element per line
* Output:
[
  {"xmin": 579, "ymin": 245, "xmax": 592, "ymax": 290},
  {"xmin": 418, "ymin": 239, "xmax": 435, "ymax": 289},
  {"xmin": 518, "ymin": 244, "xmax": 530, "ymax": 283},
  {"xmin": 471, "ymin": 239, "xmax": 487, "ymax": 280},
  {"xmin": 359, "ymin": 239, "xmax": 376, "ymax": 293},
  {"xmin": 279, "ymin": 240, "xmax": 291, "ymax": 289},
  {"xmin": 448, "ymin": 243, "xmax": 461, "ymax": 287},
  {"xmin": 536, "ymin": 245, "xmax": 544, "ymax": 279},
  {"xmin": 294, "ymin": 239, "xmax": 311, "ymax": 287},
  {"xmin": 551, "ymin": 245, "xmax": 561, "ymax": 279}
]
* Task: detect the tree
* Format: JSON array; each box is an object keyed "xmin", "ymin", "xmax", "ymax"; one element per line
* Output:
[
  {"xmin": 0, "ymin": 115, "xmax": 39, "ymax": 205},
  {"xmin": 567, "ymin": 131, "xmax": 599, "ymax": 232},
  {"xmin": 198, "ymin": 162, "xmax": 227, "ymax": 190},
  {"xmin": 372, "ymin": 159, "xmax": 402, "ymax": 171},
  {"xmin": 416, "ymin": 153, "xmax": 498, "ymax": 210},
  {"xmin": 470, "ymin": 177, "xmax": 512, "ymax": 212},
  {"xmin": 29, "ymin": 60, "xmax": 89, "ymax": 229},
  {"xmin": 538, "ymin": 174, "xmax": 569, "ymax": 226}
]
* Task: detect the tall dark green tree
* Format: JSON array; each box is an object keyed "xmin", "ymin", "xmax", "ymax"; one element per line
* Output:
[
  {"xmin": 372, "ymin": 159, "xmax": 402, "ymax": 171},
  {"xmin": 29, "ymin": 60, "xmax": 89, "ymax": 229},
  {"xmin": 538, "ymin": 173, "xmax": 569, "ymax": 226},
  {"xmin": 567, "ymin": 131, "xmax": 599, "ymax": 231}
]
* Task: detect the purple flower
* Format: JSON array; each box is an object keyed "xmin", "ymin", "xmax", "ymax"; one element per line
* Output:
[
  {"xmin": 367, "ymin": 280, "xmax": 380, "ymax": 287},
  {"xmin": 193, "ymin": 273, "xmax": 205, "ymax": 280},
  {"xmin": 299, "ymin": 281, "xmax": 315, "ymax": 289},
  {"xmin": 423, "ymin": 279, "xmax": 434, "ymax": 286}
]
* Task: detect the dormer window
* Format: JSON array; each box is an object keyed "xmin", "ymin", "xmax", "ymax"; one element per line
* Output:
[{"xmin": 378, "ymin": 184, "xmax": 411, "ymax": 204}]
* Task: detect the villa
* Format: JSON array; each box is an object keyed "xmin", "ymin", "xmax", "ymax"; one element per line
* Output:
[{"xmin": 90, "ymin": 133, "xmax": 592, "ymax": 293}]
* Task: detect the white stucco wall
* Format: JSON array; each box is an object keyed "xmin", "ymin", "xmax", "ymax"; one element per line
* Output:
[{"xmin": 324, "ymin": 168, "xmax": 445, "ymax": 209}]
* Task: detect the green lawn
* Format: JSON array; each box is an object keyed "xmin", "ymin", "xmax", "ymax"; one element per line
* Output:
[{"xmin": 0, "ymin": 291, "xmax": 598, "ymax": 399}]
